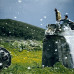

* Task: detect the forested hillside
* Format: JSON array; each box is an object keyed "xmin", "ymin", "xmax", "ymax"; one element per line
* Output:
[{"xmin": 0, "ymin": 19, "xmax": 45, "ymax": 40}]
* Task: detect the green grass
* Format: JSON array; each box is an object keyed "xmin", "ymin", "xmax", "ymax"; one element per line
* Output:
[
  {"xmin": 1, "ymin": 50, "xmax": 74, "ymax": 74},
  {"xmin": 0, "ymin": 37, "xmax": 74, "ymax": 74}
]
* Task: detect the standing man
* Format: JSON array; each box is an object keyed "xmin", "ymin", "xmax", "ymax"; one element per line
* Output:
[
  {"xmin": 54, "ymin": 8, "xmax": 61, "ymax": 30},
  {"xmin": 54, "ymin": 8, "xmax": 61, "ymax": 22}
]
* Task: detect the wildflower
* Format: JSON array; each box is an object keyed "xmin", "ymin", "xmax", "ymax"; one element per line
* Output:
[{"xmin": 27, "ymin": 67, "xmax": 31, "ymax": 70}]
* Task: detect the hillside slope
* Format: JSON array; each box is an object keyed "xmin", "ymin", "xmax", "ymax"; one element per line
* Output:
[{"xmin": 0, "ymin": 19, "xmax": 45, "ymax": 40}]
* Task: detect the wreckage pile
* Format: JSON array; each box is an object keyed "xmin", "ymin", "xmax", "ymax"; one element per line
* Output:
[
  {"xmin": 42, "ymin": 24, "xmax": 74, "ymax": 68},
  {"xmin": 0, "ymin": 47, "xmax": 11, "ymax": 70}
]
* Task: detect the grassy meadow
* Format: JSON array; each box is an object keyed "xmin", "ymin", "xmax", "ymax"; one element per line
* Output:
[{"xmin": 0, "ymin": 37, "xmax": 74, "ymax": 74}]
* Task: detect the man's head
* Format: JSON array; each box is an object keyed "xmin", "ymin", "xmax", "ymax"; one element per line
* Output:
[
  {"xmin": 55, "ymin": 8, "xmax": 57, "ymax": 12},
  {"xmin": 65, "ymin": 14, "xmax": 68, "ymax": 19}
]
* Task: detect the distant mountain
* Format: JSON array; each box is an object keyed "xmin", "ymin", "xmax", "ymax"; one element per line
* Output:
[{"xmin": 0, "ymin": 19, "xmax": 45, "ymax": 40}]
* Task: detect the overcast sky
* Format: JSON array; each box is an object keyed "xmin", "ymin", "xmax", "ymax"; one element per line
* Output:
[{"xmin": 0, "ymin": 0, "xmax": 74, "ymax": 28}]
